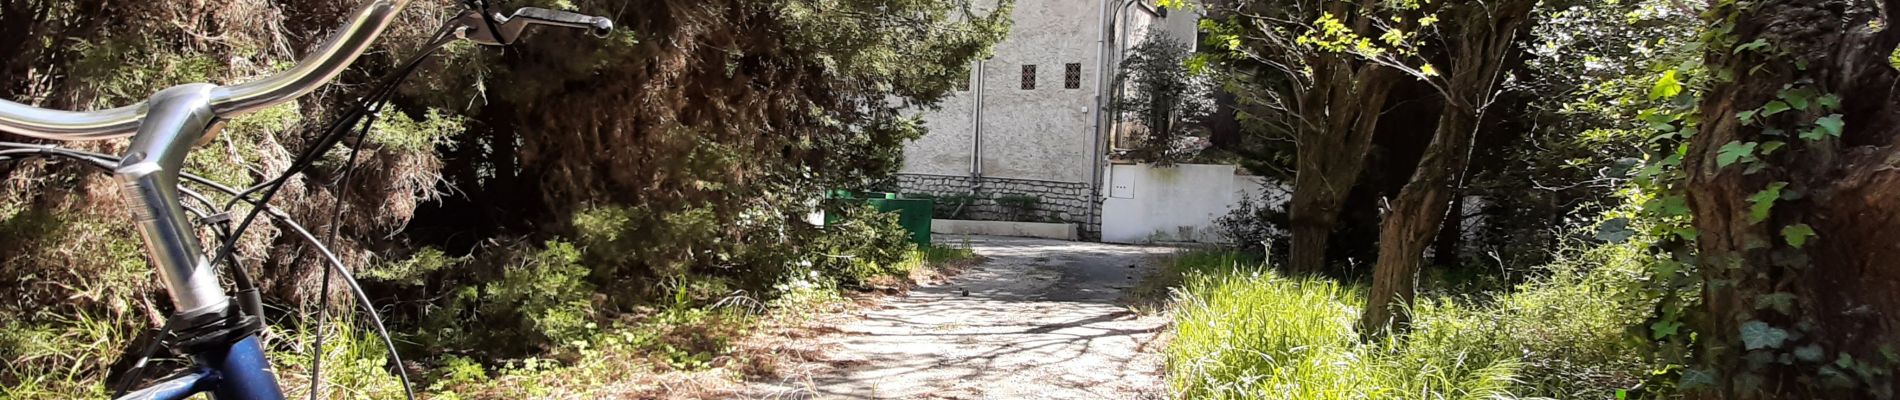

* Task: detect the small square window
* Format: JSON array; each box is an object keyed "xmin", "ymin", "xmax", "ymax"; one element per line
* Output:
[
  {"xmin": 1065, "ymin": 63, "xmax": 1083, "ymax": 89},
  {"xmin": 1021, "ymin": 65, "xmax": 1037, "ymax": 90}
]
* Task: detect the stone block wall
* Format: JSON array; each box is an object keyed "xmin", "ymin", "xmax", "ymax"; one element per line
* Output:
[{"xmin": 885, "ymin": 173, "xmax": 1098, "ymax": 240}]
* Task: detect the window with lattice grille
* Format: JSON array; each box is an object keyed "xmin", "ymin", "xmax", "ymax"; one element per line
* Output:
[
  {"xmin": 1064, "ymin": 63, "xmax": 1082, "ymax": 89},
  {"xmin": 1021, "ymin": 65, "xmax": 1036, "ymax": 90}
]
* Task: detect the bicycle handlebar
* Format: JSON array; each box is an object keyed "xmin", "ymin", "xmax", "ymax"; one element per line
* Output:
[{"xmin": 0, "ymin": 0, "xmax": 412, "ymax": 141}]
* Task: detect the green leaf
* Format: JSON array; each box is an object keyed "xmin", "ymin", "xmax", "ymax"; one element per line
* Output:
[
  {"xmin": 1780, "ymin": 88, "xmax": 1811, "ymax": 110},
  {"xmin": 1646, "ymin": 195, "xmax": 1691, "ymax": 217},
  {"xmin": 1748, "ymin": 182, "xmax": 1788, "ymax": 224},
  {"xmin": 1718, "ymin": 141, "xmax": 1757, "ymax": 167},
  {"xmin": 1795, "ymin": 344, "xmax": 1826, "ymax": 363},
  {"xmin": 1597, "ymin": 218, "xmax": 1636, "ymax": 243},
  {"xmin": 1781, "ymin": 223, "xmax": 1817, "ymax": 248},
  {"xmin": 1762, "ymin": 100, "xmax": 1792, "ymax": 116},
  {"xmin": 1801, "ymin": 127, "xmax": 1827, "ymax": 141},
  {"xmin": 1816, "ymin": 114, "xmax": 1845, "ymax": 137},
  {"xmin": 1755, "ymin": 292, "xmax": 1797, "ymax": 314},
  {"xmin": 1760, "ymin": 141, "xmax": 1786, "ymax": 155},
  {"xmin": 1651, "ymin": 70, "xmax": 1683, "ymax": 100},
  {"xmin": 1738, "ymin": 110, "xmax": 1759, "ymax": 125},
  {"xmin": 1741, "ymin": 320, "xmax": 1791, "ymax": 350},
  {"xmin": 1652, "ymin": 320, "xmax": 1683, "ymax": 339},
  {"xmin": 1817, "ymin": 94, "xmax": 1841, "ymax": 110},
  {"xmin": 1680, "ymin": 368, "xmax": 1717, "ymax": 389},
  {"xmin": 1734, "ymin": 38, "xmax": 1770, "ymax": 54}
]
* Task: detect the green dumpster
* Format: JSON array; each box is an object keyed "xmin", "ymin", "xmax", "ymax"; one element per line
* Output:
[
  {"xmin": 824, "ymin": 191, "xmax": 934, "ymax": 247},
  {"xmin": 866, "ymin": 198, "xmax": 933, "ymax": 247}
]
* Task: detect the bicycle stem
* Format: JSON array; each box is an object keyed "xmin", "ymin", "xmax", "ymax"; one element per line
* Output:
[{"xmin": 119, "ymin": 84, "xmax": 229, "ymax": 317}]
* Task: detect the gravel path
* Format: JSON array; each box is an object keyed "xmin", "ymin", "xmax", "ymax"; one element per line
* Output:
[{"xmin": 749, "ymin": 235, "xmax": 1178, "ymax": 400}]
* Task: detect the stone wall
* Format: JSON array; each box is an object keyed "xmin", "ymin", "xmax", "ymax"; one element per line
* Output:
[{"xmin": 886, "ymin": 173, "xmax": 1098, "ymax": 239}]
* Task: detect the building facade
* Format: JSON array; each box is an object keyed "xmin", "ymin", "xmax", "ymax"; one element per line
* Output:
[{"xmin": 892, "ymin": 0, "xmax": 1199, "ymax": 240}]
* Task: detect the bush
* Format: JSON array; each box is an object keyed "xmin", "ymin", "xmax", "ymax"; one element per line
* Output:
[
  {"xmin": 1213, "ymin": 190, "xmax": 1290, "ymax": 257},
  {"xmin": 807, "ymin": 204, "xmax": 915, "ymax": 286},
  {"xmin": 1491, "ymin": 240, "xmax": 1666, "ymax": 398},
  {"xmin": 993, "ymin": 194, "xmax": 1043, "ymax": 221}
]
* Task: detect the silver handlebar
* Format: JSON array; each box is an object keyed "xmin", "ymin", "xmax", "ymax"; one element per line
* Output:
[{"xmin": 0, "ymin": 0, "xmax": 412, "ymax": 141}]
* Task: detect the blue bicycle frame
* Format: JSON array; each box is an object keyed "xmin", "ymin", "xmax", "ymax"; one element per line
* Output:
[{"xmin": 116, "ymin": 338, "xmax": 283, "ymax": 400}]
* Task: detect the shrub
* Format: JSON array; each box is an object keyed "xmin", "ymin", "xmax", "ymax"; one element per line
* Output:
[
  {"xmin": 1213, "ymin": 190, "xmax": 1290, "ymax": 257},
  {"xmin": 484, "ymin": 241, "xmax": 599, "ymax": 349},
  {"xmin": 1490, "ymin": 240, "xmax": 1665, "ymax": 398},
  {"xmin": 415, "ymin": 240, "xmax": 600, "ymax": 355},
  {"xmin": 993, "ymin": 194, "xmax": 1042, "ymax": 222},
  {"xmin": 807, "ymin": 204, "xmax": 915, "ymax": 286}
]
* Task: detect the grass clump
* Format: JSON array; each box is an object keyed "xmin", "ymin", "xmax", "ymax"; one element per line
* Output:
[
  {"xmin": 1162, "ymin": 247, "xmax": 1661, "ymax": 399},
  {"xmin": 1166, "ymin": 263, "xmax": 1519, "ymax": 400}
]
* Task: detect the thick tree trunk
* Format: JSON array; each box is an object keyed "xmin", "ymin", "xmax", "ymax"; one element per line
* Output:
[
  {"xmin": 1286, "ymin": 63, "xmax": 1398, "ymax": 274},
  {"xmin": 1359, "ymin": 0, "xmax": 1532, "ymax": 334},
  {"xmin": 1682, "ymin": 1, "xmax": 1899, "ymax": 397},
  {"xmin": 1362, "ymin": 107, "xmax": 1478, "ymax": 332}
]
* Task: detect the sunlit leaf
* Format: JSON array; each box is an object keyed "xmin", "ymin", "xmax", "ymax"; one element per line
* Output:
[
  {"xmin": 1651, "ymin": 70, "xmax": 1682, "ymax": 100},
  {"xmin": 1781, "ymin": 223, "xmax": 1817, "ymax": 248},
  {"xmin": 1816, "ymin": 114, "xmax": 1845, "ymax": 137},
  {"xmin": 1747, "ymin": 182, "xmax": 1788, "ymax": 224}
]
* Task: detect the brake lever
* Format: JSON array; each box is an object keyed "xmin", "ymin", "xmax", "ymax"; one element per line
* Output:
[{"xmin": 454, "ymin": 7, "xmax": 614, "ymax": 46}]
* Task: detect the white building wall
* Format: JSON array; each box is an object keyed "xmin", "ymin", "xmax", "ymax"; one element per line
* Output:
[
  {"xmin": 898, "ymin": 1, "xmax": 1205, "ymax": 241},
  {"xmin": 905, "ymin": 0, "xmax": 1107, "ymax": 183},
  {"xmin": 1101, "ymin": 163, "xmax": 1289, "ymax": 244}
]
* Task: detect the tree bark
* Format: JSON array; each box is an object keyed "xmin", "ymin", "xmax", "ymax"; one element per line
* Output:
[
  {"xmin": 1287, "ymin": 62, "xmax": 1398, "ymax": 274},
  {"xmin": 1681, "ymin": 1, "xmax": 1899, "ymax": 397},
  {"xmin": 1363, "ymin": 105, "xmax": 1478, "ymax": 332},
  {"xmin": 1360, "ymin": 0, "xmax": 1533, "ymax": 334}
]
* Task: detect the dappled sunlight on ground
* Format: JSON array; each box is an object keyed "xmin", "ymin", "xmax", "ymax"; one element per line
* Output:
[{"xmin": 748, "ymin": 236, "xmax": 1178, "ymax": 399}]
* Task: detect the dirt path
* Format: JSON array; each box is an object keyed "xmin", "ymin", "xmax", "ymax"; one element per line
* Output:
[{"xmin": 749, "ymin": 235, "xmax": 1178, "ymax": 399}]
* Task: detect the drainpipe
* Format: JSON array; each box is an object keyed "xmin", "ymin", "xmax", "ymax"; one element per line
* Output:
[
  {"xmin": 970, "ymin": 58, "xmax": 987, "ymax": 207},
  {"xmin": 1090, "ymin": 0, "xmax": 1149, "ymax": 240},
  {"xmin": 970, "ymin": 58, "xmax": 985, "ymax": 179}
]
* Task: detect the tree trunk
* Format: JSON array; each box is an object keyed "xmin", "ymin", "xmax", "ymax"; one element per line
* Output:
[
  {"xmin": 1286, "ymin": 62, "xmax": 1398, "ymax": 274},
  {"xmin": 1362, "ymin": 106, "xmax": 1478, "ymax": 332},
  {"xmin": 1681, "ymin": 1, "xmax": 1899, "ymax": 397},
  {"xmin": 1360, "ymin": 0, "xmax": 1533, "ymax": 334}
]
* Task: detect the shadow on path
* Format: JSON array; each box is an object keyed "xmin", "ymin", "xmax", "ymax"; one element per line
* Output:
[{"xmin": 749, "ymin": 235, "xmax": 1178, "ymax": 400}]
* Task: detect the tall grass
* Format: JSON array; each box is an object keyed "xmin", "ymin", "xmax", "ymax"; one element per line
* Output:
[
  {"xmin": 1162, "ymin": 247, "xmax": 1659, "ymax": 399},
  {"xmin": 1166, "ymin": 264, "xmax": 1518, "ymax": 400}
]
